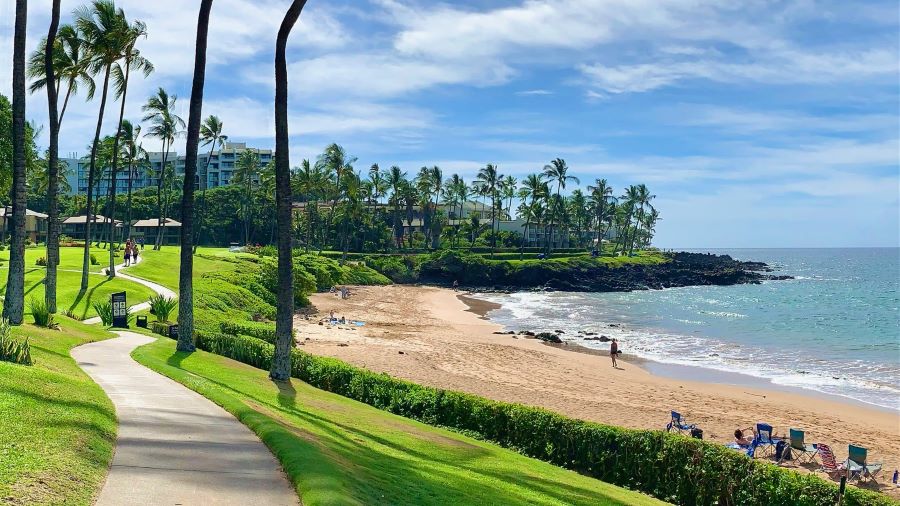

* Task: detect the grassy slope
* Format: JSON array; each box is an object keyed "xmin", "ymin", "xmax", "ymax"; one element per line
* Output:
[
  {"xmin": 126, "ymin": 246, "xmax": 239, "ymax": 290},
  {"xmin": 134, "ymin": 338, "xmax": 666, "ymax": 506},
  {"xmin": 0, "ymin": 319, "xmax": 116, "ymax": 505},
  {"xmin": 0, "ymin": 245, "xmax": 107, "ymax": 272}
]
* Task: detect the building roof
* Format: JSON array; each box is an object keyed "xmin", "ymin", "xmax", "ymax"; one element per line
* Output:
[
  {"xmin": 132, "ymin": 218, "xmax": 181, "ymax": 228},
  {"xmin": 63, "ymin": 214, "xmax": 121, "ymax": 225},
  {"xmin": 0, "ymin": 208, "xmax": 48, "ymax": 219}
]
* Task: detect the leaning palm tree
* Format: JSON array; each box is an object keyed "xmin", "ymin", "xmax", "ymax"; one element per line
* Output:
[
  {"xmin": 28, "ymin": 24, "xmax": 95, "ymax": 129},
  {"xmin": 142, "ymin": 87, "xmax": 184, "ymax": 249},
  {"xmin": 541, "ymin": 158, "xmax": 578, "ymax": 254},
  {"xmin": 74, "ymin": 0, "xmax": 128, "ymax": 292},
  {"xmin": 4, "ymin": 0, "xmax": 28, "ymax": 324},
  {"xmin": 177, "ymin": 0, "xmax": 214, "ymax": 352},
  {"xmin": 107, "ymin": 17, "xmax": 151, "ymax": 276},
  {"xmin": 270, "ymin": 0, "xmax": 308, "ymax": 382},
  {"xmin": 195, "ymin": 114, "xmax": 227, "ymax": 251}
]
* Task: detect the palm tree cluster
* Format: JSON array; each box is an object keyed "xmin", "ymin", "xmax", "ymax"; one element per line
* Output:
[{"xmin": 290, "ymin": 147, "xmax": 660, "ymax": 258}]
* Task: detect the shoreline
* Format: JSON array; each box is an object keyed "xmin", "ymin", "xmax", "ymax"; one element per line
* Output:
[{"xmin": 296, "ymin": 284, "xmax": 899, "ymax": 497}]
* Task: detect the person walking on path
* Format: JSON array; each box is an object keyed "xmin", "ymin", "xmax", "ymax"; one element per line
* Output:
[
  {"xmin": 123, "ymin": 240, "xmax": 132, "ymax": 267},
  {"xmin": 610, "ymin": 338, "xmax": 619, "ymax": 368}
]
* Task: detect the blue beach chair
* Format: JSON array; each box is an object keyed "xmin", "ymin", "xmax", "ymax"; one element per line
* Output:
[
  {"xmin": 753, "ymin": 423, "xmax": 782, "ymax": 458},
  {"xmin": 845, "ymin": 445, "xmax": 883, "ymax": 483},
  {"xmin": 666, "ymin": 411, "xmax": 695, "ymax": 435}
]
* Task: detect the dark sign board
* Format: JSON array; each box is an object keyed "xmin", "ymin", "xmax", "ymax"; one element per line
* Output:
[
  {"xmin": 136, "ymin": 315, "xmax": 148, "ymax": 328},
  {"xmin": 111, "ymin": 292, "xmax": 128, "ymax": 328},
  {"xmin": 168, "ymin": 324, "xmax": 179, "ymax": 340}
]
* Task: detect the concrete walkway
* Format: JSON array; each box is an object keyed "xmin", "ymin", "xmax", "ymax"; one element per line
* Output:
[
  {"xmin": 83, "ymin": 255, "xmax": 177, "ymax": 325},
  {"xmin": 73, "ymin": 331, "xmax": 298, "ymax": 505}
]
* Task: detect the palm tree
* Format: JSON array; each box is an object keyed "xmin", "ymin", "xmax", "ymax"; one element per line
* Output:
[
  {"xmin": 107, "ymin": 16, "xmax": 151, "ymax": 276},
  {"xmin": 120, "ymin": 120, "xmax": 146, "ymax": 240},
  {"xmin": 142, "ymin": 87, "xmax": 184, "ymax": 249},
  {"xmin": 195, "ymin": 115, "xmax": 226, "ymax": 250},
  {"xmin": 28, "ymin": 24, "xmax": 95, "ymax": 128},
  {"xmin": 387, "ymin": 165, "xmax": 406, "ymax": 248},
  {"xmin": 630, "ymin": 184, "xmax": 655, "ymax": 255},
  {"xmin": 476, "ymin": 163, "xmax": 501, "ymax": 257},
  {"xmin": 4, "ymin": 0, "xmax": 28, "ymax": 324},
  {"xmin": 75, "ymin": 0, "xmax": 129, "ymax": 292},
  {"xmin": 233, "ymin": 149, "xmax": 260, "ymax": 245},
  {"xmin": 588, "ymin": 178, "xmax": 613, "ymax": 253},
  {"xmin": 270, "ymin": 0, "xmax": 308, "ymax": 382},
  {"xmin": 615, "ymin": 185, "xmax": 640, "ymax": 254},
  {"xmin": 500, "ymin": 175, "xmax": 517, "ymax": 219},
  {"xmin": 42, "ymin": 0, "xmax": 62, "ymax": 314},
  {"xmin": 568, "ymin": 189, "xmax": 589, "ymax": 248},
  {"xmin": 177, "ymin": 0, "xmax": 214, "ymax": 352},
  {"xmin": 541, "ymin": 158, "xmax": 578, "ymax": 253}
]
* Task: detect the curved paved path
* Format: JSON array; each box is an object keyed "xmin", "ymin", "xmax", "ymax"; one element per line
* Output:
[
  {"xmin": 83, "ymin": 255, "xmax": 177, "ymax": 325},
  {"xmin": 74, "ymin": 258, "xmax": 298, "ymax": 505}
]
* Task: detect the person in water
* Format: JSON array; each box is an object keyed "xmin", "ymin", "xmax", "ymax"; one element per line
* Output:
[{"xmin": 610, "ymin": 338, "xmax": 619, "ymax": 368}]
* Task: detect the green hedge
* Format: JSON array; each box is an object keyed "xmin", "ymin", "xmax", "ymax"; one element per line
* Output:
[
  {"xmin": 191, "ymin": 331, "xmax": 893, "ymax": 506},
  {"xmin": 151, "ymin": 321, "xmax": 172, "ymax": 337},
  {"xmin": 219, "ymin": 320, "xmax": 296, "ymax": 345}
]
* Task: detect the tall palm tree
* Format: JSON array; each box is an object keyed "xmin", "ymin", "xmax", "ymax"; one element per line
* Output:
[
  {"xmin": 107, "ymin": 17, "xmax": 151, "ymax": 276},
  {"xmin": 120, "ymin": 120, "xmax": 146, "ymax": 240},
  {"xmin": 541, "ymin": 158, "xmax": 578, "ymax": 253},
  {"xmin": 42, "ymin": 0, "xmax": 62, "ymax": 313},
  {"xmin": 4, "ymin": 0, "xmax": 28, "ymax": 324},
  {"xmin": 500, "ymin": 175, "xmax": 517, "ymax": 219},
  {"xmin": 28, "ymin": 24, "xmax": 95, "ymax": 129},
  {"xmin": 476, "ymin": 163, "xmax": 501, "ymax": 257},
  {"xmin": 588, "ymin": 178, "xmax": 613, "ymax": 253},
  {"xmin": 142, "ymin": 87, "xmax": 184, "ymax": 250},
  {"xmin": 630, "ymin": 184, "xmax": 655, "ymax": 255},
  {"xmin": 177, "ymin": 0, "xmax": 215, "ymax": 352},
  {"xmin": 233, "ymin": 149, "xmax": 260, "ymax": 245},
  {"xmin": 270, "ymin": 0, "xmax": 308, "ymax": 382},
  {"xmin": 75, "ymin": 0, "xmax": 129, "ymax": 292},
  {"xmin": 615, "ymin": 185, "xmax": 640, "ymax": 254},
  {"xmin": 195, "ymin": 115, "xmax": 226, "ymax": 250},
  {"xmin": 387, "ymin": 165, "xmax": 406, "ymax": 248}
]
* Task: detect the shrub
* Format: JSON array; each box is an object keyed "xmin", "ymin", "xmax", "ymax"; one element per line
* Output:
[
  {"xmin": 148, "ymin": 294, "xmax": 177, "ymax": 322},
  {"xmin": 0, "ymin": 318, "xmax": 31, "ymax": 366},
  {"xmin": 151, "ymin": 321, "xmax": 171, "ymax": 336},
  {"xmin": 89, "ymin": 253, "xmax": 99, "ymax": 266},
  {"xmin": 219, "ymin": 320, "xmax": 296, "ymax": 345},
  {"xmin": 92, "ymin": 301, "xmax": 113, "ymax": 326},
  {"xmin": 193, "ymin": 331, "xmax": 893, "ymax": 506},
  {"xmin": 257, "ymin": 245, "xmax": 277, "ymax": 257},
  {"xmin": 35, "ymin": 256, "xmax": 47, "ymax": 266},
  {"xmin": 29, "ymin": 297, "xmax": 56, "ymax": 329},
  {"xmin": 257, "ymin": 258, "xmax": 316, "ymax": 306}
]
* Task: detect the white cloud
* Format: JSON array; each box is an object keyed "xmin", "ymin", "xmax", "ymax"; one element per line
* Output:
[{"xmin": 515, "ymin": 89, "xmax": 553, "ymax": 96}]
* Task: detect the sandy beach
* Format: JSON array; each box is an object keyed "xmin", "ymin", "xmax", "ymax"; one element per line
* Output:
[{"xmin": 296, "ymin": 285, "xmax": 900, "ymax": 496}]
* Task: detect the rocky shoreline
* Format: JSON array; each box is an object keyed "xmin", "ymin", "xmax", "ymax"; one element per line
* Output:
[{"xmin": 442, "ymin": 252, "xmax": 792, "ymax": 294}]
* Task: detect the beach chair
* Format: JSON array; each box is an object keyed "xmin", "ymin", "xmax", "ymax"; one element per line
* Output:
[
  {"xmin": 845, "ymin": 445, "xmax": 883, "ymax": 483},
  {"xmin": 788, "ymin": 428, "xmax": 818, "ymax": 464},
  {"xmin": 816, "ymin": 444, "xmax": 843, "ymax": 479},
  {"xmin": 666, "ymin": 411, "xmax": 695, "ymax": 435},
  {"xmin": 752, "ymin": 423, "xmax": 781, "ymax": 458}
]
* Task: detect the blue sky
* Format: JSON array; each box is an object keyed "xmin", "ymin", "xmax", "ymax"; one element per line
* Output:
[{"xmin": 1, "ymin": 0, "xmax": 898, "ymax": 247}]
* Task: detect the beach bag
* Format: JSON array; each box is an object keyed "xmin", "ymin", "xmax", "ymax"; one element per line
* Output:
[
  {"xmin": 775, "ymin": 440, "xmax": 791, "ymax": 461},
  {"xmin": 690, "ymin": 428, "xmax": 703, "ymax": 440}
]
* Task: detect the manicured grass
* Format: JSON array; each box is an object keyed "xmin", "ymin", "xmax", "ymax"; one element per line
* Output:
[
  {"xmin": 0, "ymin": 268, "xmax": 157, "ymax": 320},
  {"xmin": 133, "ymin": 338, "xmax": 666, "ymax": 506},
  {"xmin": 126, "ymin": 246, "xmax": 241, "ymax": 290},
  {"xmin": 0, "ymin": 319, "xmax": 116, "ymax": 505},
  {"xmin": 0, "ymin": 245, "xmax": 111, "ymax": 272}
]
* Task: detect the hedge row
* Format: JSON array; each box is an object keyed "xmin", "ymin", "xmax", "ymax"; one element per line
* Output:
[
  {"xmin": 192, "ymin": 331, "xmax": 894, "ymax": 506},
  {"xmin": 219, "ymin": 320, "xmax": 295, "ymax": 345}
]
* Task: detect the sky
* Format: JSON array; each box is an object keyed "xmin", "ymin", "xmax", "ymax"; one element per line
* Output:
[{"xmin": 1, "ymin": 0, "xmax": 898, "ymax": 248}]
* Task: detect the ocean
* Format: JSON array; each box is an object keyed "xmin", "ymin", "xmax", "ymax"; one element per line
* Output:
[{"xmin": 473, "ymin": 248, "xmax": 900, "ymax": 411}]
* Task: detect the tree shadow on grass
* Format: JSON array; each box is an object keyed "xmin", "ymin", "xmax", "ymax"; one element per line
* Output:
[
  {"xmin": 69, "ymin": 277, "xmax": 111, "ymax": 319},
  {"xmin": 274, "ymin": 378, "xmax": 297, "ymax": 410}
]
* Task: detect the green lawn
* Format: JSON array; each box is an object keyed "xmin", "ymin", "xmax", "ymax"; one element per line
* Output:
[
  {"xmin": 133, "ymin": 338, "xmax": 667, "ymax": 506},
  {"xmin": 0, "ymin": 245, "xmax": 114, "ymax": 272},
  {"xmin": 0, "ymin": 267, "xmax": 157, "ymax": 320},
  {"xmin": 0, "ymin": 319, "xmax": 116, "ymax": 505},
  {"xmin": 125, "ymin": 246, "xmax": 243, "ymax": 290}
]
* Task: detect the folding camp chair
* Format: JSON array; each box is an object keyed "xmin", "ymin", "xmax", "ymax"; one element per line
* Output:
[
  {"xmin": 788, "ymin": 428, "xmax": 818, "ymax": 464},
  {"xmin": 845, "ymin": 445, "xmax": 883, "ymax": 483},
  {"xmin": 753, "ymin": 422, "xmax": 782, "ymax": 458},
  {"xmin": 666, "ymin": 411, "xmax": 695, "ymax": 435},
  {"xmin": 817, "ymin": 444, "xmax": 843, "ymax": 479}
]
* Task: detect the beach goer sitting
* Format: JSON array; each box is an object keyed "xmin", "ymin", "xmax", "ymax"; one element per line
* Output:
[
  {"xmin": 339, "ymin": 316, "xmax": 346, "ymax": 324},
  {"xmin": 734, "ymin": 427, "xmax": 755, "ymax": 447},
  {"xmin": 610, "ymin": 338, "xmax": 619, "ymax": 368}
]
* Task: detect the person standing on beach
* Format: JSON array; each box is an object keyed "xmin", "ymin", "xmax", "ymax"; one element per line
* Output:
[{"xmin": 610, "ymin": 338, "xmax": 619, "ymax": 368}]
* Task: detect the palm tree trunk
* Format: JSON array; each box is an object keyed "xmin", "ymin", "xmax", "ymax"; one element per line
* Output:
[
  {"xmin": 125, "ymin": 158, "xmax": 134, "ymax": 240},
  {"xmin": 4, "ymin": 0, "xmax": 28, "ymax": 324},
  {"xmin": 107, "ymin": 54, "xmax": 133, "ymax": 277},
  {"xmin": 270, "ymin": 0, "xmax": 306, "ymax": 382},
  {"xmin": 44, "ymin": 0, "xmax": 61, "ymax": 314},
  {"xmin": 177, "ymin": 0, "xmax": 213, "ymax": 352},
  {"xmin": 194, "ymin": 137, "xmax": 217, "ymax": 252},
  {"xmin": 57, "ymin": 78, "xmax": 74, "ymax": 127},
  {"xmin": 154, "ymin": 140, "xmax": 168, "ymax": 250},
  {"xmin": 80, "ymin": 64, "xmax": 111, "ymax": 293}
]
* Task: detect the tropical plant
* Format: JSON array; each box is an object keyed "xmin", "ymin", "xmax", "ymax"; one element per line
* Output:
[
  {"xmin": 0, "ymin": 317, "xmax": 31, "ymax": 365},
  {"xmin": 142, "ymin": 87, "xmax": 185, "ymax": 250},
  {"xmin": 195, "ymin": 114, "xmax": 227, "ymax": 250},
  {"xmin": 29, "ymin": 297, "xmax": 57, "ymax": 329},
  {"xmin": 92, "ymin": 300, "xmax": 113, "ymax": 326},
  {"xmin": 541, "ymin": 158, "xmax": 579, "ymax": 253},
  {"xmin": 149, "ymin": 294, "xmax": 178, "ymax": 322},
  {"xmin": 233, "ymin": 149, "xmax": 261, "ymax": 245},
  {"xmin": 120, "ymin": 119, "xmax": 147, "ymax": 239}
]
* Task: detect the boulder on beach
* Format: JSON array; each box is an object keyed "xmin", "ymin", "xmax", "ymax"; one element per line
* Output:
[{"xmin": 535, "ymin": 332, "xmax": 562, "ymax": 343}]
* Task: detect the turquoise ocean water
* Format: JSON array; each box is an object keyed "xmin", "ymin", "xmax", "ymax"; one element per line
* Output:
[{"xmin": 474, "ymin": 248, "xmax": 900, "ymax": 411}]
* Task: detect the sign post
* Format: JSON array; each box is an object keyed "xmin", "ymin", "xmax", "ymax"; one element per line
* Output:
[{"xmin": 111, "ymin": 292, "xmax": 128, "ymax": 328}]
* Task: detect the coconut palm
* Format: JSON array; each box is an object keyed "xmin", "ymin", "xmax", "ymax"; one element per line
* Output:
[
  {"xmin": 476, "ymin": 163, "xmax": 501, "ymax": 257},
  {"xmin": 27, "ymin": 24, "xmax": 95, "ymax": 128},
  {"xmin": 142, "ymin": 87, "xmax": 184, "ymax": 250},
  {"xmin": 386, "ymin": 165, "xmax": 406, "ymax": 248},
  {"xmin": 270, "ymin": 0, "xmax": 308, "ymax": 382},
  {"xmin": 195, "ymin": 115, "xmax": 226, "ymax": 250},
  {"xmin": 233, "ymin": 149, "xmax": 260, "ymax": 245},
  {"xmin": 588, "ymin": 178, "xmax": 613, "ymax": 253},
  {"xmin": 541, "ymin": 158, "xmax": 578, "ymax": 253},
  {"xmin": 4, "ymin": 0, "xmax": 28, "ymax": 324},
  {"xmin": 517, "ymin": 173, "xmax": 546, "ymax": 258},
  {"xmin": 107, "ymin": 17, "xmax": 151, "ymax": 276},
  {"xmin": 177, "ymin": 0, "xmax": 214, "ymax": 352},
  {"xmin": 120, "ymin": 120, "xmax": 146, "ymax": 239},
  {"xmin": 41, "ymin": 0, "xmax": 63, "ymax": 313},
  {"xmin": 74, "ymin": 0, "xmax": 130, "ymax": 292},
  {"xmin": 500, "ymin": 175, "xmax": 517, "ymax": 219}
]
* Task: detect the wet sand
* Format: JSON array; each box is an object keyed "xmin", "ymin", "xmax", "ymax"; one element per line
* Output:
[{"xmin": 296, "ymin": 285, "xmax": 900, "ymax": 496}]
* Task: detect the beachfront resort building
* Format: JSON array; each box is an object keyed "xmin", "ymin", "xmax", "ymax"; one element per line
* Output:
[
  {"xmin": 61, "ymin": 142, "xmax": 272, "ymax": 196},
  {"xmin": 0, "ymin": 208, "xmax": 48, "ymax": 243},
  {"xmin": 130, "ymin": 218, "xmax": 181, "ymax": 246},
  {"xmin": 62, "ymin": 215, "xmax": 122, "ymax": 241}
]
